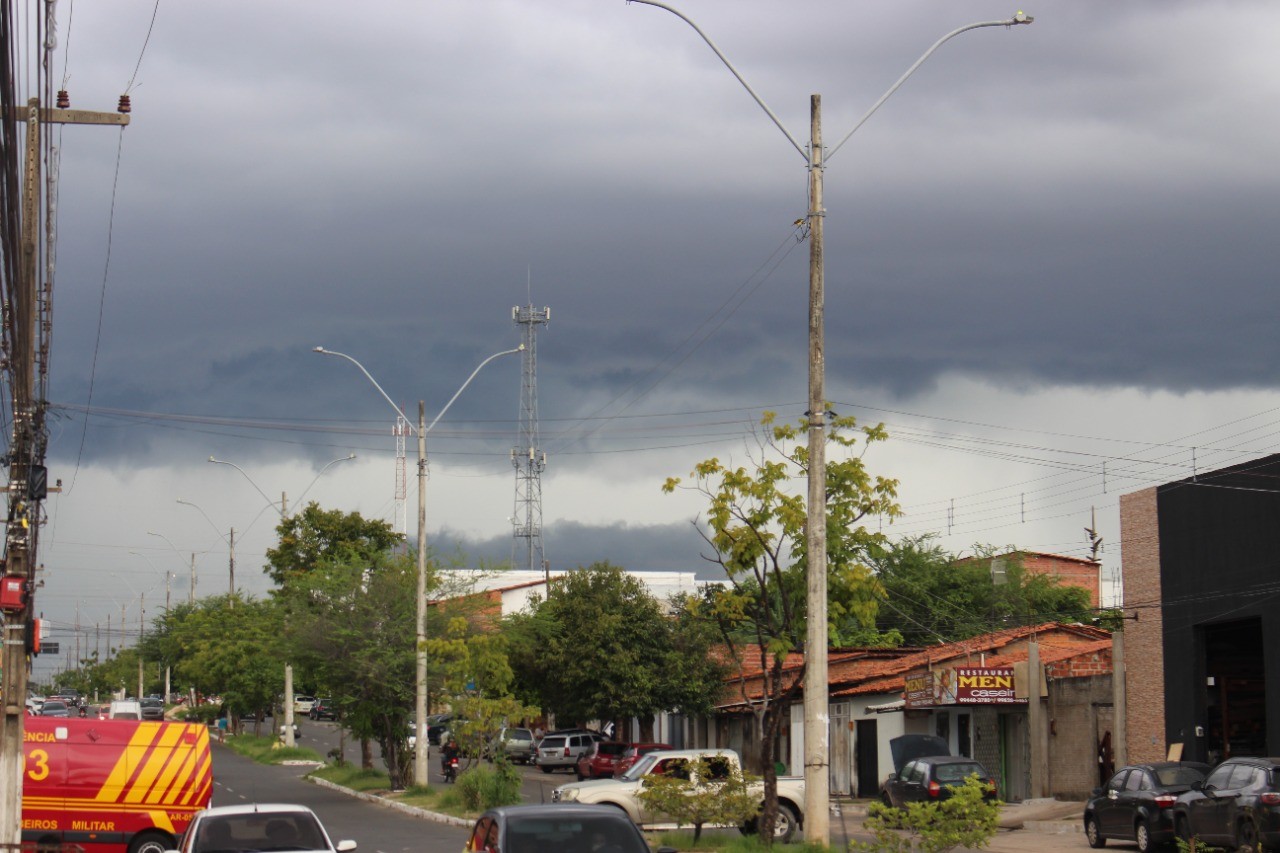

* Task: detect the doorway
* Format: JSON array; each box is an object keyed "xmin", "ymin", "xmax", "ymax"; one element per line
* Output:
[
  {"xmin": 1203, "ymin": 618, "xmax": 1266, "ymax": 763},
  {"xmin": 855, "ymin": 719, "xmax": 879, "ymax": 798}
]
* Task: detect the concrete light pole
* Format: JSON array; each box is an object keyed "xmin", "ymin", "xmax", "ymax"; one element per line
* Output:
[
  {"xmin": 629, "ymin": 3, "xmax": 1033, "ymax": 843},
  {"xmin": 176, "ymin": 499, "xmax": 236, "ymax": 607},
  {"xmin": 314, "ymin": 343, "xmax": 522, "ymax": 786}
]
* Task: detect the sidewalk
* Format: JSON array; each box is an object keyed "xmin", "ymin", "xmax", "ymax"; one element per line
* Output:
[{"xmin": 831, "ymin": 797, "xmax": 1087, "ymax": 852}]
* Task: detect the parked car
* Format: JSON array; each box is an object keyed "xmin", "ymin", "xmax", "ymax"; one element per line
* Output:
[
  {"xmin": 535, "ymin": 731, "xmax": 605, "ymax": 773},
  {"xmin": 140, "ymin": 697, "xmax": 166, "ymax": 720},
  {"xmin": 1173, "ymin": 756, "xmax": 1280, "ymax": 851},
  {"xmin": 109, "ymin": 700, "xmax": 143, "ymax": 720},
  {"xmin": 1084, "ymin": 761, "xmax": 1209, "ymax": 852},
  {"xmin": 309, "ymin": 698, "xmax": 338, "ymax": 721},
  {"xmin": 576, "ymin": 741, "xmax": 632, "ymax": 780},
  {"xmin": 294, "ymin": 695, "xmax": 317, "ymax": 714},
  {"xmin": 613, "ymin": 742, "xmax": 673, "ymax": 777},
  {"xmin": 426, "ymin": 714, "xmax": 453, "ymax": 746},
  {"xmin": 176, "ymin": 803, "xmax": 356, "ymax": 853},
  {"xmin": 879, "ymin": 755, "xmax": 998, "ymax": 808},
  {"xmin": 38, "ymin": 700, "xmax": 70, "ymax": 717},
  {"xmin": 489, "ymin": 727, "xmax": 536, "ymax": 764},
  {"xmin": 465, "ymin": 804, "xmax": 658, "ymax": 853}
]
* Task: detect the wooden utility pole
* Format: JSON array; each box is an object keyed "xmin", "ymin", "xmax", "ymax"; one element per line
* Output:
[
  {"xmin": 801, "ymin": 93, "xmax": 829, "ymax": 846},
  {"xmin": 0, "ymin": 96, "xmax": 128, "ymax": 847}
]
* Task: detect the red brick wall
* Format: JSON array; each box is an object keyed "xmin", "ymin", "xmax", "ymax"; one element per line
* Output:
[
  {"xmin": 1119, "ymin": 487, "xmax": 1165, "ymax": 763},
  {"xmin": 1022, "ymin": 553, "xmax": 1101, "ymax": 607}
]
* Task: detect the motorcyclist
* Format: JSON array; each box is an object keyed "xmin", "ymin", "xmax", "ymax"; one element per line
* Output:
[{"xmin": 441, "ymin": 736, "xmax": 460, "ymax": 777}]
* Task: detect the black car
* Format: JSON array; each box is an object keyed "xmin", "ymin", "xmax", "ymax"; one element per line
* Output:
[
  {"xmin": 309, "ymin": 698, "xmax": 338, "ymax": 721},
  {"xmin": 140, "ymin": 697, "xmax": 166, "ymax": 720},
  {"xmin": 1084, "ymin": 761, "xmax": 1209, "ymax": 852},
  {"xmin": 1173, "ymin": 757, "xmax": 1280, "ymax": 851},
  {"xmin": 466, "ymin": 804, "xmax": 667, "ymax": 853},
  {"xmin": 879, "ymin": 755, "xmax": 997, "ymax": 808},
  {"xmin": 426, "ymin": 714, "xmax": 453, "ymax": 746}
]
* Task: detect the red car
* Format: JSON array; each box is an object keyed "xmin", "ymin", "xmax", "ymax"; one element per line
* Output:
[
  {"xmin": 576, "ymin": 741, "xmax": 631, "ymax": 780},
  {"xmin": 612, "ymin": 742, "xmax": 674, "ymax": 778}
]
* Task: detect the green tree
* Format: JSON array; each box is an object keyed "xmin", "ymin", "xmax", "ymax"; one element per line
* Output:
[
  {"xmin": 871, "ymin": 537, "xmax": 1096, "ymax": 645},
  {"xmin": 264, "ymin": 502, "xmax": 402, "ymax": 586},
  {"xmin": 279, "ymin": 549, "xmax": 417, "ymax": 788},
  {"xmin": 663, "ymin": 410, "xmax": 900, "ymax": 844},
  {"xmin": 503, "ymin": 563, "xmax": 724, "ymax": 739}
]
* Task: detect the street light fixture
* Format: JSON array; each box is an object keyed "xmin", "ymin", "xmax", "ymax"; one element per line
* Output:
[
  {"xmin": 314, "ymin": 343, "xmax": 522, "ymax": 787},
  {"xmin": 147, "ymin": 530, "xmax": 199, "ymax": 604},
  {"xmin": 176, "ymin": 498, "xmax": 237, "ymax": 607},
  {"xmin": 630, "ymin": 3, "xmax": 1033, "ymax": 843},
  {"xmin": 208, "ymin": 453, "xmax": 358, "ymax": 518}
]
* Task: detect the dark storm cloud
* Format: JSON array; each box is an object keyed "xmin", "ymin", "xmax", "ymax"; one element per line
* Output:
[{"xmin": 38, "ymin": 0, "xmax": 1280, "ymax": 469}]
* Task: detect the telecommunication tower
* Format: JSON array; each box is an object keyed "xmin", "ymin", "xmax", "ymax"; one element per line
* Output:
[
  {"xmin": 511, "ymin": 304, "xmax": 549, "ymax": 577},
  {"xmin": 393, "ymin": 414, "xmax": 409, "ymax": 537}
]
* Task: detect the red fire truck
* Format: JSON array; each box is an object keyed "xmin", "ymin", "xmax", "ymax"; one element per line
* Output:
[{"xmin": 22, "ymin": 716, "xmax": 213, "ymax": 853}]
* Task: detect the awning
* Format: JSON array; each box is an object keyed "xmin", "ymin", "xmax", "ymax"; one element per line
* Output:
[{"xmin": 864, "ymin": 699, "xmax": 905, "ymax": 715}]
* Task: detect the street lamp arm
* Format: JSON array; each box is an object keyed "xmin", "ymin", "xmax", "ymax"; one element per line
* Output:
[
  {"xmin": 312, "ymin": 347, "xmax": 413, "ymax": 429},
  {"xmin": 293, "ymin": 453, "xmax": 358, "ymax": 510},
  {"xmin": 209, "ymin": 457, "xmax": 283, "ymax": 518},
  {"xmin": 826, "ymin": 13, "xmax": 1033, "ymax": 162},
  {"xmin": 425, "ymin": 346, "xmax": 524, "ymax": 435},
  {"xmin": 176, "ymin": 498, "xmax": 231, "ymax": 547},
  {"xmin": 628, "ymin": 0, "xmax": 807, "ymax": 161}
]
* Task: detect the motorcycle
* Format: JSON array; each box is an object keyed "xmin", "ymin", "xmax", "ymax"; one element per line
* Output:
[{"xmin": 444, "ymin": 756, "xmax": 459, "ymax": 783}]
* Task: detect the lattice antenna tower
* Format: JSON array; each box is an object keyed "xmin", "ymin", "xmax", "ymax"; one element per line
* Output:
[
  {"xmin": 393, "ymin": 414, "xmax": 409, "ymax": 537},
  {"xmin": 511, "ymin": 304, "xmax": 550, "ymax": 577}
]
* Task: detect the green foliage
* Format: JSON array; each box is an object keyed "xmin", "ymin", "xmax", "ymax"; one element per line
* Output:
[
  {"xmin": 871, "ymin": 537, "xmax": 1098, "ymax": 645},
  {"xmin": 264, "ymin": 502, "xmax": 402, "ymax": 586},
  {"xmin": 1174, "ymin": 836, "xmax": 1226, "ymax": 853},
  {"xmin": 177, "ymin": 703, "xmax": 223, "ymax": 725},
  {"xmin": 855, "ymin": 776, "xmax": 1000, "ymax": 853},
  {"xmin": 502, "ymin": 563, "xmax": 725, "ymax": 727},
  {"xmin": 454, "ymin": 762, "xmax": 523, "ymax": 811},
  {"xmin": 637, "ymin": 757, "xmax": 761, "ymax": 843},
  {"xmin": 665, "ymin": 411, "xmax": 901, "ymax": 841}
]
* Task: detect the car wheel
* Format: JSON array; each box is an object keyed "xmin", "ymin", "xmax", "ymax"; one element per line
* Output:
[
  {"xmin": 880, "ymin": 793, "xmax": 895, "ymax": 809},
  {"xmin": 1085, "ymin": 816, "xmax": 1106, "ymax": 848},
  {"xmin": 128, "ymin": 831, "xmax": 172, "ymax": 853},
  {"xmin": 772, "ymin": 804, "xmax": 799, "ymax": 843},
  {"xmin": 540, "ymin": 765, "xmax": 553, "ymax": 774},
  {"xmin": 1135, "ymin": 820, "xmax": 1153, "ymax": 853},
  {"xmin": 1236, "ymin": 818, "xmax": 1260, "ymax": 852}
]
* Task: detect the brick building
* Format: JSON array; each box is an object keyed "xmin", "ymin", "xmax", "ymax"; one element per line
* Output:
[{"xmin": 1119, "ymin": 453, "xmax": 1280, "ymax": 765}]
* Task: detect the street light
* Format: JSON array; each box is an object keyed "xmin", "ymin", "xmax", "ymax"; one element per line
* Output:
[
  {"xmin": 630, "ymin": 3, "xmax": 1033, "ymax": 843},
  {"xmin": 208, "ymin": 453, "xmax": 358, "ymax": 518},
  {"xmin": 176, "ymin": 498, "xmax": 237, "ymax": 607},
  {"xmin": 147, "ymin": 530, "xmax": 199, "ymax": 605},
  {"xmin": 314, "ymin": 343, "xmax": 522, "ymax": 787}
]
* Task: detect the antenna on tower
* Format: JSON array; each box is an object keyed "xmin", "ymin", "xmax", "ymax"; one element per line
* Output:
[{"xmin": 512, "ymin": 303, "xmax": 550, "ymax": 576}]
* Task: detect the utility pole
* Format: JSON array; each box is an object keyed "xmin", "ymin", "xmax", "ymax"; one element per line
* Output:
[
  {"xmin": 190, "ymin": 553, "xmax": 196, "ymax": 604},
  {"xmin": 1, "ymin": 96, "xmax": 129, "ymax": 847},
  {"xmin": 228, "ymin": 528, "xmax": 236, "ymax": 607}
]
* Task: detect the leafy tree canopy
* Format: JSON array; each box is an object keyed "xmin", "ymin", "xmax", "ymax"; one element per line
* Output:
[{"xmin": 264, "ymin": 502, "xmax": 402, "ymax": 586}]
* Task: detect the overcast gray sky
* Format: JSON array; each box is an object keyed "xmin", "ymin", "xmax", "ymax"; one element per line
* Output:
[{"xmin": 18, "ymin": 0, "xmax": 1280, "ymax": 679}]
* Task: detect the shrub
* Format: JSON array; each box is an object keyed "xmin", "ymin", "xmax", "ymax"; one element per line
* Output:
[
  {"xmin": 637, "ymin": 757, "xmax": 761, "ymax": 844},
  {"xmin": 853, "ymin": 775, "xmax": 1000, "ymax": 853},
  {"xmin": 454, "ymin": 762, "xmax": 523, "ymax": 811}
]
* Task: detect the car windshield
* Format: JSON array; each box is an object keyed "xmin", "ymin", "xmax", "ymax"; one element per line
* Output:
[
  {"xmin": 510, "ymin": 731, "xmax": 532, "ymax": 741},
  {"xmin": 505, "ymin": 815, "xmax": 646, "ymax": 853},
  {"xmin": 933, "ymin": 763, "xmax": 985, "ymax": 783},
  {"xmin": 194, "ymin": 811, "xmax": 327, "ymax": 853},
  {"xmin": 596, "ymin": 743, "xmax": 628, "ymax": 757},
  {"xmin": 541, "ymin": 737, "xmax": 566, "ymax": 750},
  {"xmin": 1156, "ymin": 766, "xmax": 1207, "ymax": 786},
  {"xmin": 621, "ymin": 754, "xmax": 659, "ymax": 781}
]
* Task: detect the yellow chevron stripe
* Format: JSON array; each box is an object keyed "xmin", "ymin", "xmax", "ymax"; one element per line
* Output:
[
  {"xmin": 180, "ymin": 750, "xmax": 212, "ymax": 807},
  {"xmin": 126, "ymin": 723, "xmax": 185, "ymax": 803},
  {"xmin": 148, "ymin": 810, "xmax": 176, "ymax": 834},
  {"xmin": 158, "ymin": 739, "xmax": 197, "ymax": 805},
  {"xmin": 97, "ymin": 723, "xmax": 162, "ymax": 803}
]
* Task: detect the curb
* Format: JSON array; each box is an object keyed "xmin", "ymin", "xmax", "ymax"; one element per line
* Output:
[{"xmin": 307, "ymin": 777, "xmax": 472, "ymax": 827}]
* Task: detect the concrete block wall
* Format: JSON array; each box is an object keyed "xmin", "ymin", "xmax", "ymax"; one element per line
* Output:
[
  {"xmin": 1047, "ymin": 674, "xmax": 1113, "ymax": 799},
  {"xmin": 1119, "ymin": 487, "xmax": 1166, "ymax": 763}
]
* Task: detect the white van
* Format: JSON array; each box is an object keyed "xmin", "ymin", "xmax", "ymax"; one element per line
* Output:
[{"xmin": 108, "ymin": 699, "xmax": 142, "ymax": 720}]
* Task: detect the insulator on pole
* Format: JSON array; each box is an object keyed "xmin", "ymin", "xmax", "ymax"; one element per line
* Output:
[
  {"xmin": 56, "ymin": 90, "xmax": 69, "ymax": 109},
  {"xmin": 117, "ymin": 95, "xmax": 131, "ymax": 114}
]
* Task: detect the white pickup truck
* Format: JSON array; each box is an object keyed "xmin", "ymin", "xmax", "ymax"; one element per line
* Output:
[{"xmin": 551, "ymin": 748, "xmax": 805, "ymax": 842}]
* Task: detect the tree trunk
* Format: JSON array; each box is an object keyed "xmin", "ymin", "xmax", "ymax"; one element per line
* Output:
[
  {"xmin": 361, "ymin": 737, "xmax": 373, "ymax": 770},
  {"xmin": 638, "ymin": 714, "xmax": 655, "ymax": 742}
]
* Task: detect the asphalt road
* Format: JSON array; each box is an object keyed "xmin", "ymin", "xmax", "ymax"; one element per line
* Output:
[{"xmin": 211, "ymin": 739, "xmax": 470, "ymax": 853}]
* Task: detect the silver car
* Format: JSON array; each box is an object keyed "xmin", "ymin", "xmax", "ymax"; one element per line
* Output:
[
  {"xmin": 535, "ymin": 731, "xmax": 603, "ymax": 773},
  {"xmin": 489, "ymin": 727, "xmax": 536, "ymax": 764}
]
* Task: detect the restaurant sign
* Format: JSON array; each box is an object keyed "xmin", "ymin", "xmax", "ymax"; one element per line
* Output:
[{"xmin": 902, "ymin": 666, "xmax": 1027, "ymax": 707}]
